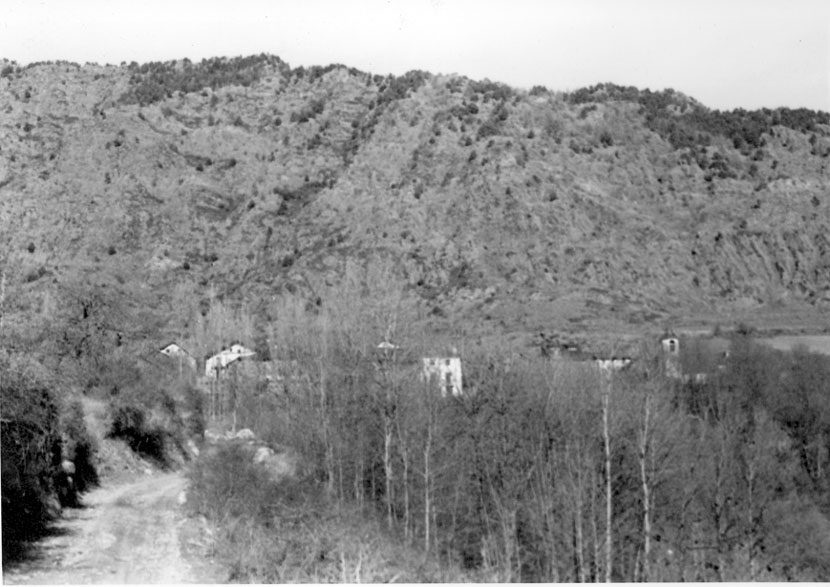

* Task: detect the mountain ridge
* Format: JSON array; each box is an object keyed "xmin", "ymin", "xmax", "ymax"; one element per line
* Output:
[{"xmin": 2, "ymin": 55, "xmax": 829, "ymax": 354}]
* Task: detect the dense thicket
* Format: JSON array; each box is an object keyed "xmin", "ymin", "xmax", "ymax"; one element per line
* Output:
[{"xmin": 1, "ymin": 354, "xmax": 63, "ymax": 560}]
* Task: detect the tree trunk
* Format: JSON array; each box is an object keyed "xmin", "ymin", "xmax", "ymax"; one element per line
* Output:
[
  {"xmin": 423, "ymin": 382, "xmax": 436, "ymax": 553},
  {"xmin": 602, "ymin": 375, "xmax": 613, "ymax": 583},
  {"xmin": 639, "ymin": 392, "xmax": 652, "ymax": 582},
  {"xmin": 590, "ymin": 472, "xmax": 600, "ymax": 582},
  {"xmin": 746, "ymin": 454, "xmax": 756, "ymax": 580},
  {"xmin": 575, "ymin": 493, "xmax": 585, "ymax": 582},
  {"xmin": 424, "ymin": 437, "xmax": 431, "ymax": 552},
  {"xmin": 396, "ymin": 415, "xmax": 411, "ymax": 542},
  {"xmin": 384, "ymin": 418, "xmax": 394, "ymax": 529},
  {"xmin": 403, "ymin": 445, "xmax": 411, "ymax": 542},
  {"xmin": 318, "ymin": 354, "xmax": 335, "ymax": 497},
  {"xmin": 354, "ymin": 448, "xmax": 363, "ymax": 507},
  {"xmin": 573, "ymin": 449, "xmax": 586, "ymax": 582}
]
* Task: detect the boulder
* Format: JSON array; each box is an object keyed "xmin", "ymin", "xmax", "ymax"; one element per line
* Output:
[
  {"xmin": 235, "ymin": 428, "xmax": 256, "ymax": 441},
  {"xmin": 45, "ymin": 495, "xmax": 62, "ymax": 518},
  {"xmin": 204, "ymin": 429, "xmax": 224, "ymax": 443},
  {"xmin": 61, "ymin": 459, "xmax": 76, "ymax": 475},
  {"xmin": 186, "ymin": 439, "xmax": 200, "ymax": 457},
  {"xmin": 253, "ymin": 446, "xmax": 274, "ymax": 464}
]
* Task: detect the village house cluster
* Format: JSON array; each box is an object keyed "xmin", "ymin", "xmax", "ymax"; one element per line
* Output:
[
  {"xmin": 155, "ymin": 340, "xmax": 467, "ymax": 396},
  {"xmin": 156, "ymin": 331, "xmax": 730, "ymax": 402}
]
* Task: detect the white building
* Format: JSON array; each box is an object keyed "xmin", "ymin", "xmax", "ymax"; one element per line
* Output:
[
  {"xmin": 661, "ymin": 334, "xmax": 682, "ymax": 379},
  {"xmin": 421, "ymin": 357, "xmax": 463, "ymax": 397},
  {"xmin": 205, "ymin": 343, "xmax": 256, "ymax": 379}
]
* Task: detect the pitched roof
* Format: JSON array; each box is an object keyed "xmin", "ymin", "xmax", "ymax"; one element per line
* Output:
[{"xmin": 160, "ymin": 342, "xmax": 192, "ymax": 355}]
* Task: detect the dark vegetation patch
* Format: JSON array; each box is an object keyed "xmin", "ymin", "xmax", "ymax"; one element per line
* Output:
[
  {"xmin": 567, "ymin": 82, "xmax": 830, "ymax": 153},
  {"xmin": 272, "ymin": 181, "xmax": 328, "ymax": 206},
  {"xmin": 24, "ymin": 266, "xmax": 50, "ymax": 283},
  {"xmin": 183, "ymin": 153, "xmax": 213, "ymax": 170},
  {"xmin": 375, "ymin": 70, "xmax": 430, "ymax": 105},
  {"xmin": 119, "ymin": 54, "xmax": 289, "ymax": 106},
  {"xmin": 107, "ymin": 404, "xmax": 168, "ymax": 464},
  {"xmin": 289, "ymin": 98, "xmax": 325, "ymax": 123},
  {"xmin": 1, "ymin": 358, "xmax": 62, "ymax": 555}
]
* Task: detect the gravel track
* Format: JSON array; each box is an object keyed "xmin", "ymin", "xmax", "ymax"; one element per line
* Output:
[{"xmin": 3, "ymin": 472, "xmax": 222, "ymax": 585}]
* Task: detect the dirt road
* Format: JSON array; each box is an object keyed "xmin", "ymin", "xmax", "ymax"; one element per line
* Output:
[{"xmin": 3, "ymin": 472, "xmax": 224, "ymax": 584}]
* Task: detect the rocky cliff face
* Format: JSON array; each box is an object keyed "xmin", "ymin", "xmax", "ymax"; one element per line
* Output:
[{"xmin": 1, "ymin": 57, "xmax": 828, "ymax": 350}]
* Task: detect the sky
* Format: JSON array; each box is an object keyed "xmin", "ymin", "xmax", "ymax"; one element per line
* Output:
[{"xmin": 1, "ymin": 0, "xmax": 828, "ymax": 111}]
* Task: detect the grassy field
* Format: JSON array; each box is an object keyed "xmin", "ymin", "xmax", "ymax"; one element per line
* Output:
[{"xmin": 756, "ymin": 335, "xmax": 830, "ymax": 355}]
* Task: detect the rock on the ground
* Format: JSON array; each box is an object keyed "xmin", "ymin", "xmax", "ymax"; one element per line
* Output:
[
  {"xmin": 186, "ymin": 439, "xmax": 200, "ymax": 457},
  {"xmin": 253, "ymin": 446, "xmax": 274, "ymax": 464},
  {"xmin": 61, "ymin": 460, "xmax": 76, "ymax": 475},
  {"xmin": 204, "ymin": 429, "xmax": 224, "ymax": 443}
]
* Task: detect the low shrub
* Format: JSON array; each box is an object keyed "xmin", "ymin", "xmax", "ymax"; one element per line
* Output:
[
  {"xmin": 187, "ymin": 443, "xmax": 289, "ymax": 521},
  {"xmin": 108, "ymin": 403, "xmax": 168, "ymax": 464},
  {"xmin": 106, "ymin": 375, "xmax": 184, "ymax": 466},
  {"xmin": 60, "ymin": 398, "xmax": 99, "ymax": 495}
]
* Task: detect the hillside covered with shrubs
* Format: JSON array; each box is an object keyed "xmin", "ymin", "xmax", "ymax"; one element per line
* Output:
[
  {"xmin": 1, "ymin": 55, "xmax": 829, "ymax": 351},
  {"xmin": 2, "ymin": 54, "xmax": 830, "ymax": 580}
]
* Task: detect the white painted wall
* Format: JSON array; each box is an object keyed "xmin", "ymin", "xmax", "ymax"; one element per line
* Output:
[
  {"xmin": 421, "ymin": 357, "xmax": 463, "ymax": 396},
  {"xmin": 205, "ymin": 345, "xmax": 256, "ymax": 379}
]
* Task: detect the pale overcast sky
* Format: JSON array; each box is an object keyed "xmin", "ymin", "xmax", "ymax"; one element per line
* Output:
[{"xmin": 1, "ymin": 0, "xmax": 828, "ymax": 111}]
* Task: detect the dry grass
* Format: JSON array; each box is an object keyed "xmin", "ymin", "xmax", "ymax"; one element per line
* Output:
[
  {"xmin": 212, "ymin": 498, "xmax": 484, "ymax": 583},
  {"xmin": 756, "ymin": 334, "xmax": 830, "ymax": 355}
]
